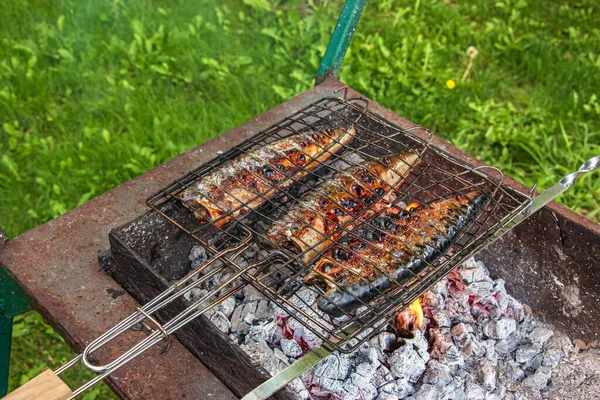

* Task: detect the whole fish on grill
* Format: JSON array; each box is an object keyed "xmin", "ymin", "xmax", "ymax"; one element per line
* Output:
[
  {"xmin": 267, "ymin": 153, "xmax": 420, "ymax": 264},
  {"xmin": 304, "ymin": 191, "xmax": 487, "ymax": 317},
  {"xmin": 178, "ymin": 127, "xmax": 356, "ymax": 227}
]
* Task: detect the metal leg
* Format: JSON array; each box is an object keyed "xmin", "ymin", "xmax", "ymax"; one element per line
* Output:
[
  {"xmin": 0, "ymin": 265, "xmax": 31, "ymax": 396},
  {"xmin": 315, "ymin": 0, "xmax": 368, "ymax": 85},
  {"xmin": 0, "ymin": 317, "xmax": 13, "ymax": 396}
]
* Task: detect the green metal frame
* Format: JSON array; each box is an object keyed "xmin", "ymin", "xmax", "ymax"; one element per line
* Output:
[
  {"xmin": 0, "ymin": 265, "xmax": 31, "ymax": 396},
  {"xmin": 315, "ymin": 0, "xmax": 367, "ymax": 85}
]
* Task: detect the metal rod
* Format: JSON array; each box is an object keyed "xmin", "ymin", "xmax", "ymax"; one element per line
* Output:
[
  {"xmin": 315, "ymin": 0, "xmax": 368, "ymax": 85},
  {"xmin": 241, "ymin": 345, "xmax": 333, "ymax": 400},
  {"xmin": 470, "ymin": 155, "xmax": 600, "ymax": 250},
  {"xmin": 0, "ymin": 317, "xmax": 13, "ymax": 397}
]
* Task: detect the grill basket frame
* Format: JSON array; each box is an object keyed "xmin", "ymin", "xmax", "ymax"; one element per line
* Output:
[{"xmin": 145, "ymin": 97, "xmax": 532, "ymax": 353}]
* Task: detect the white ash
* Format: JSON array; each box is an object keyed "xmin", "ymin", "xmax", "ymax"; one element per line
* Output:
[
  {"xmin": 188, "ymin": 245, "xmax": 209, "ymax": 268},
  {"xmin": 522, "ymin": 365, "xmax": 552, "ymax": 390},
  {"xmin": 182, "ymin": 287, "xmax": 208, "ymax": 304},
  {"xmin": 188, "ymin": 243, "xmax": 585, "ymax": 400},
  {"xmin": 281, "ymin": 338, "xmax": 303, "ymax": 358},
  {"xmin": 217, "ymin": 296, "xmax": 236, "ymax": 318},
  {"xmin": 483, "ymin": 317, "xmax": 517, "ymax": 340}
]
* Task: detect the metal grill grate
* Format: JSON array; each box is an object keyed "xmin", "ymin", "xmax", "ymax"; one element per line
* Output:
[{"xmin": 146, "ymin": 97, "xmax": 531, "ymax": 353}]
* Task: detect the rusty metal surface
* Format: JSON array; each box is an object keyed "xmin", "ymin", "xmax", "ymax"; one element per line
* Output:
[{"xmin": 0, "ymin": 77, "xmax": 598, "ymax": 400}]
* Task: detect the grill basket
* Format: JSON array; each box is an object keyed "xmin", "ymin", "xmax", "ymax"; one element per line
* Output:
[{"xmin": 145, "ymin": 97, "xmax": 531, "ymax": 353}]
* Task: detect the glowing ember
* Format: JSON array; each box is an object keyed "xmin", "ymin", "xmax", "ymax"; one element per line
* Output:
[
  {"xmin": 406, "ymin": 202, "xmax": 420, "ymax": 211},
  {"xmin": 395, "ymin": 299, "xmax": 424, "ymax": 334}
]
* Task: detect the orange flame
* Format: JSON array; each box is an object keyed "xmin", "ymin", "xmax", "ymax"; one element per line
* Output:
[
  {"xmin": 406, "ymin": 202, "xmax": 420, "ymax": 212},
  {"xmin": 395, "ymin": 299, "xmax": 424, "ymax": 333}
]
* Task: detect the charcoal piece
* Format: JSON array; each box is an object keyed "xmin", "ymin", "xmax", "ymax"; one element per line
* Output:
[
  {"xmin": 189, "ymin": 245, "xmax": 209, "ymax": 267},
  {"xmin": 243, "ymin": 284, "xmax": 267, "ymax": 302},
  {"xmin": 429, "ymin": 328, "xmax": 463, "ymax": 366},
  {"xmin": 504, "ymin": 363, "xmax": 526, "ymax": 383},
  {"xmin": 230, "ymin": 304, "xmax": 244, "ymax": 332},
  {"xmin": 241, "ymin": 341, "xmax": 286, "ymax": 375},
  {"xmin": 521, "ymin": 366, "xmax": 552, "ymax": 390},
  {"xmin": 483, "ymin": 318, "xmax": 516, "ymax": 340},
  {"xmin": 515, "ymin": 346, "xmax": 540, "ymax": 364},
  {"xmin": 524, "ymin": 355, "xmax": 543, "ymax": 375},
  {"xmin": 431, "ymin": 310, "xmax": 451, "ymax": 328},
  {"xmin": 280, "ymin": 338, "xmax": 303, "ymax": 358},
  {"xmin": 443, "ymin": 384, "xmax": 466, "ymax": 400},
  {"xmin": 542, "ymin": 348, "xmax": 562, "ymax": 367},
  {"xmin": 389, "ymin": 343, "xmax": 428, "ymax": 382},
  {"xmin": 243, "ymin": 313, "xmax": 257, "ymax": 325},
  {"xmin": 421, "ymin": 291, "xmax": 445, "ymax": 309},
  {"xmin": 343, "ymin": 373, "xmax": 377, "ymax": 400},
  {"xmin": 458, "ymin": 258, "xmax": 488, "ymax": 283},
  {"xmin": 370, "ymin": 331, "xmax": 398, "ymax": 362},
  {"xmin": 377, "ymin": 379, "xmax": 414, "ymax": 399},
  {"xmin": 370, "ymin": 365, "xmax": 393, "ymax": 388},
  {"xmin": 479, "ymin": 361, "xmax": 497, "ymax": 391},
  {"xmin": 464, "ymin": 381, "xmax": 486, "ymax": 400},
  {"xmin": 529, "ymin": 326, "xmax": 554, "ymax": 346},
  {"xmin": 451, "ymin": 323, "xmax": 471, "ymax": 348},
  {"xmin": 216, "ymin": 296, "xmax": 236, "ymax": 318},
  {"xmin": 273, "ymin": 347, "xmax": 290, "ymax": 365},
  {"xmin": 246, "ymin": 320, "xmax": 278, "ymax": 344},
  {"xmin": 255, "ymin": 299, "xmax": 272, "ymax": 320},
  {"xmin": 422, "ymin": 360, "xmax": 452, "ymax": 387},
  {"xmin": 409, "ymin": 383, "xmax": 443, "ymax": 400}
]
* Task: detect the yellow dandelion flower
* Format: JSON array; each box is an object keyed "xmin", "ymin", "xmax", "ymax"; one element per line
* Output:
[{"xmin": 446, "ymin": 79, "xmax": 456, "ymax": 89}]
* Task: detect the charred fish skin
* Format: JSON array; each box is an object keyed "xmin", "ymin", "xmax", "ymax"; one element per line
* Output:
[
  {"xmin": 177, "ymin": 127, "xmax": 356, "ymax": 227},
  {"xmin": 313, "ymin": 192, "xmax": 488, "ymax": 318},
  {"xmin": 267, "ymin": 153, "xmax": 421, "ymax": 264}
]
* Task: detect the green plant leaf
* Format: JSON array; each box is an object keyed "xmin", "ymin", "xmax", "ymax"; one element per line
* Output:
[
  {"xmin": 57, "ymin": 48, "xmax": 74, "ymax": 60},
  {"xmin": 243, "ymin": 0, "xmax": 272, "ymax": 12},
  {"xmin": 102, "ymin": 129, "xmax": 111, "ymax": 144},
  {"xmin": 57, "ymin": 15, "xmax": 65, "ymax": 32}
]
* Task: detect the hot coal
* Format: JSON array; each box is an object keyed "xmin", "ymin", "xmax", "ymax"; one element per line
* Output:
[{"xmin": 185, "ymin": 246, "xmax": 590, "ymax": 400}]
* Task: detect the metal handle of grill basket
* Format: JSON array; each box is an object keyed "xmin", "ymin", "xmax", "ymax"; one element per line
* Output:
[
  {"xmin": 241, "ymin": 155, "xmax": 600, "ymax": 400},
  {"xmin": 47, "ymin": 228, "xmax": 264, "ymax": 399},
  {"xmin": 478, "ymin": 155, "xmax": 600, "ymax": 248}
]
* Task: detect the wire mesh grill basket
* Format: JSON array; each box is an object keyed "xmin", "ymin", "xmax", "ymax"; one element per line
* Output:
[{"xmin": 145, "ymin": 97, "xmax": 532, "ymax": 353}]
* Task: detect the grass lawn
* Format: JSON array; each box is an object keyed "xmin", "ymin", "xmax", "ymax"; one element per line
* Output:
[{"xmin": 1, "ymin": 0, "xmax": 599, "ymax": 397}]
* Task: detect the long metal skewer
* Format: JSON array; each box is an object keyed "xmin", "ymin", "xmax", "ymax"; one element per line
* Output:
[{"xmin": 241, "ymin": 155, "xmax": 600, "ymax": 400}]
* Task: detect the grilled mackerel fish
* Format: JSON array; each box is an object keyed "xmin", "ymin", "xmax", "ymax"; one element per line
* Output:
[
  {"xmin": 178, "ymin": 127, "xmax": 355, "ymax": 227},
  {"xmin": 305, "ymin": 191, "xmax": 487, "ymax": 317},
  {"xmin": 267, "ymin": 153, "xmax": 420, "ymax": 264}
]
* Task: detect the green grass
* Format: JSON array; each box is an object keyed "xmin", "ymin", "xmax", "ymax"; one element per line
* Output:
[{"xmin": 1, "ymin": 0, "xmax": 599, "ymax": 397}]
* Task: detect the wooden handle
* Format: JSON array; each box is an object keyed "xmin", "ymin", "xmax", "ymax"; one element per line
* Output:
[{"xmin": 2, "ymin": 369, "xmax": 71, "ymax": 400}]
